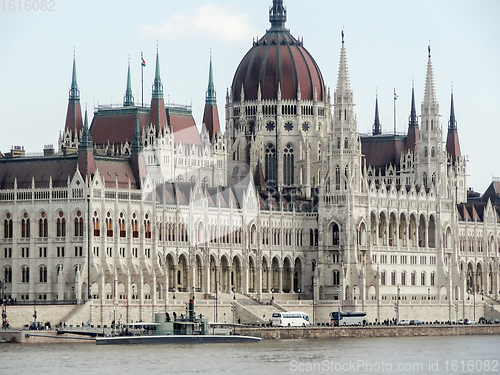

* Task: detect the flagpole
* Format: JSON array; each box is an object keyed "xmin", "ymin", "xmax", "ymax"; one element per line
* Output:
[
  {"xmin": 141, "ymin": 52, "xmax": 144, "ymax": 107},
  {"xmin": 393, "ymin": 88, "xmax": 397, "ymax": 135}
]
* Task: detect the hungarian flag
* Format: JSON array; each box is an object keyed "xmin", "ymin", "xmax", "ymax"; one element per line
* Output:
[{"xmin": 141, "ymin": 58, "xmax": 146, "ymax": 67}]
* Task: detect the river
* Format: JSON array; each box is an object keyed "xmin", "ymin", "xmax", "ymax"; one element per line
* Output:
[{"xmin": 1, "ymin": 335, "xmax": 499, "ymax": 374}]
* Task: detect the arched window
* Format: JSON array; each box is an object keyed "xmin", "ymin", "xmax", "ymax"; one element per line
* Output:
[
  {"xmin": 332, "ymin": 223, "xmax": 340, "ymax": 245},
  {"xmin": 22, "ymin": 266, "xmax": 30, "ymax": 283},
  {"xmin": 391, "ymin": 271, "xmax": 397, "ymax": 285},
  {"xmin": 106, "ymin": 216, "xmax": 113, "ymax": 237},
  {"xmin": 21, "ymin": 213, "xmax": 30, "ymax": 238},
  {"xmin": 422, "ymin": 173, "xmax": 428, "ymax": 189},
  {"xmin": 93, "ymin": 217, "xmax": 100, "ymax": 237},
  {"xmin": 421, "ymin": 272, "xmax": 426, "ymax": 286},
  {"xmin": 4, "ymin": 266, "xmax": 12, "ymax": 283},
  {"xmin": 74, "ymin": 211, "xmax": 84, "ymax": 237},
  {"xmin": 119, "ymin": 213, "xmax": 126, "ymax": 237},
  {"xmin": 39, "ymin": 213, "xmax": 48, "ymax": 238},
  {"xmin": 132, "ymin": 213, "xmax": 138, "ymax": 238},
  {"xmin": 39, "ymin": 266, "xmax": 47, "ymax": 283},
  {"xmin": 335, "ymin": 166, "xmax": 340, "ymax": 190},
  {"xmin": 344, "ymin": 138, "xmax": 349, "ymax": 149},
  {"xmin": 283, "ymin": 143, "xmax": 294, "ymax": 186},
  {"xmin": 265, "ymin": 143, "xmax": 276, "ymax": 184},
  {"xmin": 424, "ymin": 147, "xmax": 428, "ymax": 157},
  {"xmin": 4, "ymin": 214, "xmax": 12, "ymax": 239},
  {"xmin": 56, "ymin": 212, "xmax": 66, "ymax": 237},
  {"xmin": 411, "ymin": 272, "xmax": 416, "ymax": 286},
  {"xmin": 431, "ymin": 147, "xmax": 435, "ymax": 157},
  {"xmin": 333, "ymin": 270, "xmax": 340, "ymax": 286},
  {"xmin": 381, "ymin": 271, "xmax": 386, "ymax": 286}
]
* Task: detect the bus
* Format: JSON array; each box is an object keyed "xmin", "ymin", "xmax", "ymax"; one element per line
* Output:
[
  {"xmin": 271, "ymin": 312, "xmax": 310, "ymax": 327},
  {"xmin": 330, "ymin": 311, "xmax": 366, "ymax": 326}
]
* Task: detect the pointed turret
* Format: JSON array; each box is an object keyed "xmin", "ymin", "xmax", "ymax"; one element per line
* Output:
[
  {"xmin": 336, "ymin": 31, "xmax": 352, "ymax": 96},
  {"xmin": 269, "ymin": 0, "xmax": 287, "ymax": 30},
  {"xmin": 202, "ymin": 54, "xmax": 220, "ymax": 142},
  {"xmin": 406, "ymin": 85, "xmax": 418, "ymax": 151},
  {"xmin": 131, "ymin": 112, "xmax": 143, "ymax": 155},
  {"xmin": 149, "ymin": 47, "xmax": 167, "ymax": 133},
  {"xmin": 423, "ymin": 46, "xmax": 437, "ymax": 107},
  {"xmin": 446, "ymin": 90, "xmax": 461, "ymax": 158},
  {"xmin": 372, "ymin": 95, "xmax": 382, "ymax": 135},
  {"xmin": 123, "ymin": 61, "xmax": 134, "ymax": 107},
  {"xmin": 77, "ymin": 106, "xmax": 96, "ymax": 180},
  {"xmin": 64, "ymin": 55, "xmax": 84, "ymax": 135}
]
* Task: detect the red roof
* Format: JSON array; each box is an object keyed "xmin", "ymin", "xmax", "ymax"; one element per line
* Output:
[
  {"xmin": 361, "ymin": 135, "xmax": 407, "ymax": 168},
  {"xmin": 446, "ymin": 130, "xmax": 461, "ymax": 158},
  {"xmin": 90, "ymin": 109, "xmax": 150, "ymax": 146},
  {"xmin": 168, "ymin": 112, "xmax": 201, "ymax": 145},
  {"xmin": 64, "ymin": 100, "xmax": 83, "ymax": 134},
  {"xmin": 202, "ymin": 103, "xmax": 220, "ymax": 141},
  {"xmin": 232, "ymin": 29, "xmax": 325, "ymax": 102}
]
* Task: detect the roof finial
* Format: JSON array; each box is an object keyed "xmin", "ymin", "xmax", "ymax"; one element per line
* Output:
[
  {"xmin": 69, "ymin": 52, "xmax": 80, "ymax": 100},
  {"xmin": 124, "ymin": 58, "xmax": 134, "ymax": 106},
  {"xmin": 205, "ymin": 51, "xmax": 216, "ymax": 105},
  {"xmin": 269, "ymin": 0, "xmax": 286, "ymax": 30},
  {"xmin": 428, "ymin": 41, "xmax": 431, "ymax": 58},
  {"xmin": 341, "ymin": 29, "xmax": 344, "ymax": 44},
  {"xmin": 152, "ymin": 43, "xmax": 163, "ymax": 99}
]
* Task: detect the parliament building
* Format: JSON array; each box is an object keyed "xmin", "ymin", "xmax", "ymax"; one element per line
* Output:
[{"xmin": 1, "ymin": 0, "xmax": 499, "ymax": 324}]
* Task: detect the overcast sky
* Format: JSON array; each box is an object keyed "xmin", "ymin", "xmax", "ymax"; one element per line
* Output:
[{"xmin": 1, "ymin": 0, "xmax": 499, "ymax": 193}]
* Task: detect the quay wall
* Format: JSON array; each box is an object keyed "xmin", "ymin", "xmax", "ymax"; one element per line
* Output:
[{"xmin": 237, "ymin": 325, "xmax": 500, "ymax": 340}]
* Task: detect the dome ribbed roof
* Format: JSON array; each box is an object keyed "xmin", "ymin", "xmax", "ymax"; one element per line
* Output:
[{"xmin": 231, "ymin": 1, "xmax": 325, "ymax": 103}]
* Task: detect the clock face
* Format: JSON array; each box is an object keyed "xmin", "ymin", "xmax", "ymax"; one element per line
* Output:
[
  {"xmin": 302, "ymin": 122, "xmax": 309, "ymax": 132},
  {"xmin": 266, "ymin": 122, "xmax": 275, "ymax": 131},
  {"xmin": 284, "ymin": 122, "xmax": 293, "ymax": 131}
]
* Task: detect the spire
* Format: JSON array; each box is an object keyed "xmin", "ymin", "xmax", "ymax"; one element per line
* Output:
[
  {"xmin": 205, "ymin": 52, "xmax": 216, "ymax": 105},
  {"xmin": 269, "ymin": 0, "xmax": 287, "ymax": 30},
  {"xmin": 372, "ymin": 95, "xmax": 382, "ymax": 135},
  {"xmin": 152, "ymin": 46, "xmax": 163, "ymax": 99},
  {"xmin": 423, "ymin": 45, "xmax": 437, "ymax": 106},
  {"xmin": 446, "ymin": 89, "xmax": 461, "ymax": 158},
  {"xmin": 123, "ymin": 59, "xmax": 134, "ymax": 107},
  {"xmin": 406, "ymin": 85, "xmax": 419, "ymax": 152},
  {"xmin": 69, "ymin": 54, "xmax": 80, "ymax": 100},
  {"xmin": 335, "ymin": 31, "xmax": 352, "ymax": 96},
  {"xmin": 131, "ymin": 113, "xmax": 143, "ymax": 154},
  {"xmin": 202, "ymin": 53, "xmax": 221, "ymax": 142},
  {"xmin": 409, "ymin": 85, "xmax": 418, "ymax": 128},
  {"xmin": 64, "ymin": 54, "xmax": 83, "ymax": 135},
  {"xmin": 80, "ymin": 106, "xmax": 92, "ymax": 147},
  {"xmin": 448, "ymin": 89, "xmax": 457, "ymax": 130}
]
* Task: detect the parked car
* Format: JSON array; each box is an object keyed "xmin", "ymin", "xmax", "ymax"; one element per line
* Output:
[
  {"xmin": 457, "ymin": 319, "xmax": 465, "ymax": 325},
  {"xmin": 399, "ymin": 320, "xmax": 410, "ymax": 325},
  {"xmin": 467, "ymin": 319, "xmax": 476, "ymax": 325},
  {"xmin": 492, "ymin": 319, "xmax": 500, "ymax": 324},
  {"xmin": 409, "ymin": 320, "xmax": 422, "ymax": 325}
]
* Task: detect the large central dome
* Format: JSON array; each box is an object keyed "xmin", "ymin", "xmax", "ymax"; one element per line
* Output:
[{"xmin": 231, "ymin": 0, "xmax": 325, "ymax": 103}]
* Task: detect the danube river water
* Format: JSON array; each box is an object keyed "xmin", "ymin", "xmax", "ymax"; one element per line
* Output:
[{"xmin": 1, "ymin": 335, "xmax": 499, "ymax": 374}]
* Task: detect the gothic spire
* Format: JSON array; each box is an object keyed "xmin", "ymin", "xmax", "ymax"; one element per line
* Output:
[
  {"xmin": 269, "ymin": 0, "xmax": 287, "ymax": 30},
  {"xmin": 406, "ymin": 85, "xmax": 419, "ymax": 152},
  {"xmin": 69, "ymin": 54, "xmax": 80, "ymax": 100},
  {"xmin": 205, "ymin": 52, "xmax": 216, "ymax": 105},
  {"xmin": 64, "ymin": 54, "xmax": 83, "ymax": 135},
  {"xmin": 131, "ymin": 112, "xmax": 143, "ymax": 154},
  {"xmin": 409, "ymin": 85, "xmax": 418, "ymax": 128},
  {"xmin": 372, "ymin": 95, "xmax": 382, "ymax": 135},
  {"xmin": 335, "ymin": 31, "xmax": 352, "ymax": 96},
  {"xmin": 423, "ymin": 45, "xmax": 437, "ymax": 106},
  {"xmin": 123, "ymin": 59, "xmax": 134, "ymax": 107},
  {"xmin": 152, "ymin": 46, "xmax": 163, "ymax": 99},
  {"xmin": 203, "ymin": 53, "xmax": 221, "ymax": 142},
  {"xmin": 446, "ymin": 89, "xmax": 461, "ymax": 158},
  {"xmin": 79, "ymin": 106, "xmax": 92, "ymax": 147},
  {"xmin": 448, "ymin": 89, "xmax": 457, "ymax": 131}
]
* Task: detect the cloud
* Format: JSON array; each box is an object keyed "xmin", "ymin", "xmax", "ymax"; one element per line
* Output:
[{"xmin": 140, "ymin": 4, "xmax": 258, "ymax": 42}]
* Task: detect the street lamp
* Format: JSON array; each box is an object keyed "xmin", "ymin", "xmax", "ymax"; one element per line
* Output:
[
  {"xmin": 297, "ymin": 288, "xmax": 301, "ymax": 301},
  {"xmin": 428, "ymin": 288, "xmax": 430, "ymax": 301},
  {"xmin": 232, "ymin": 286, "xmax": 236, "ymax": 300},
  {"xmin": 211, "ymin": 266, "xmax": 218, "ymax": 323},
  {"xmin": 271, "ymin": 288, "xmax": 275, "ymax": 302},
  {"xmin": 396, "ymin": 285, "xmax": 400, "ymax": 324},
  {"xmin": 336, "ymin": 288, "xmax": 342, "ymax": 327}
]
